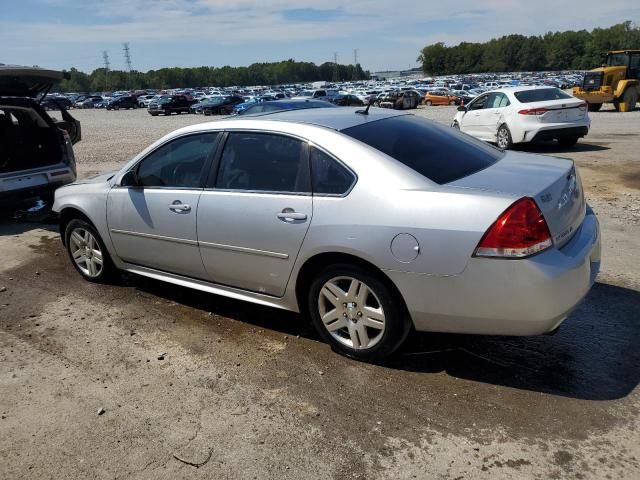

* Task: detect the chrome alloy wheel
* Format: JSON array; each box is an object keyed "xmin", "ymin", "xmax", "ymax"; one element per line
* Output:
[
  {"xmin": 318, "ymin": 276, "xmax": 386, "ymax": 350},
  {"xmin": 69, "ymin": 228, "xmax": 103, "ymax": 278}
]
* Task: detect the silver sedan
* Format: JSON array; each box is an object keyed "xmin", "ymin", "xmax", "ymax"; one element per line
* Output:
[{"xmin": 53, "ymin": 108, "xmax": 601, "ymax": 361}]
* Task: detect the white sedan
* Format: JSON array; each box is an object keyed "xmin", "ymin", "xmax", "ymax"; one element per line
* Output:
[{"xmin": 452, "ymin": 86, "xmax": 590, "ymax": 149}]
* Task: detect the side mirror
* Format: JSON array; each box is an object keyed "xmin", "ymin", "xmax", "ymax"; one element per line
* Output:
[
  {"xmin": 457, "ymin": 105, "xmax": 467, "ymax": 112},
  {"xmin": 120, "ymin": 170, "xmax": 140, "ymax": 187}
]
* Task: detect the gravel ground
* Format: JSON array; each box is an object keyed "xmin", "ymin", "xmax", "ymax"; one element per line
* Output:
[{"xmin": 1, "ymin": 105, "xmax": 639, "ymax": 479}]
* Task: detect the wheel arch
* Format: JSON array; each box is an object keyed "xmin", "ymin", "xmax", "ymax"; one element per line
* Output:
[
  {"xmin": 294, "ymin": 251, "xmax": 410, "ymax": 321},
  {"xmin": 58, "ymin": 207, "xmax": 94, "ymax": 246}
]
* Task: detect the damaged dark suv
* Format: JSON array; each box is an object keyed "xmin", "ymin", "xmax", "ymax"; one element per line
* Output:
[{"xmin": 0, "ymin": 65, "xmax": 81, "ymax": 207}]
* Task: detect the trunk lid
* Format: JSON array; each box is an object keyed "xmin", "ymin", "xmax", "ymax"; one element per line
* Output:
[
  {"xmin": 450, "ymin": 151, "xmax": 586, "ymax": 248},
  {"xmin": 0, "ymin": 65, "xmax": 66, "ymax": 99},
  {"xmin": 525, "ymin": 98, "xmax": 587, "ymax": 123}
]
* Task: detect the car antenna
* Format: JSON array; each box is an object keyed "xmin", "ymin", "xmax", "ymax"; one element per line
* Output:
[{"xmin": 355, "ymin": 101, "xmax": 373, "ymax": 115}]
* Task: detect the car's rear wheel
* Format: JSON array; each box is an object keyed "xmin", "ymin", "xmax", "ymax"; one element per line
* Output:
[
  {"xmin": 308, "ymin": 264, "xmax": 409, "ymax": 361},
  {"xmin": 558, "ymin": 136, "xmax": 579, "ymax": 147},
  {"xmin": 65, "ymin": 219, "xmax": 115, "ymax": 283},
  {"xmin": 425, "ymin": 100, "xmax": 432, "ymax": 106},
  {"xmin": 496, "ymin": 124, "xmax": 513, "ymax": 150}
]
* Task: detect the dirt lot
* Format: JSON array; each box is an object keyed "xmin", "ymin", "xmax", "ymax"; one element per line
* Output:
[{"xmin": 1, "ymin": 106, "xmax": 639, "ymax": 479}]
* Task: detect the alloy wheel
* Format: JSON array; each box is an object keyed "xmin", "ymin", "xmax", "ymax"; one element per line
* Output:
[
  {"xmin": 317, "ymin": 276, "xmax": 386, "ymax": 350},
  {"xmin": 69, "ymin": 228, "xmax": 104, "ymax": 278},
  {"xmin": 497, "ymin": 127, "xmax": 510, "ymax": 149}
]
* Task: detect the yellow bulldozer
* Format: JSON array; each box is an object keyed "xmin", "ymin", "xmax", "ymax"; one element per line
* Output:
[{"xmin": 573, "ymin": 50, "xmax": 640, "ymax": 112}]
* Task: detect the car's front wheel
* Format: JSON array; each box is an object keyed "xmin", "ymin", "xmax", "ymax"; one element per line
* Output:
[
  {"xmin": 65, "ymin": 219, "xmax": 115, "ymax": 283},
  {"xmin": 308, "ymin": 265, "xmax": 409, "ymax": 361}
]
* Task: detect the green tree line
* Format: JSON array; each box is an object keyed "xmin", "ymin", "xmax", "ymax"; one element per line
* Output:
[
  {"xmin": 56, "ymin": 59, "xmax": 369, "ymax": 92},
  {"xmin": 418, "ymin": 21, "xmax": 640, "ymax": 75}
]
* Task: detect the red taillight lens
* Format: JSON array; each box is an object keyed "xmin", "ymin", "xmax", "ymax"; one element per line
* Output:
[
  {"xmin": 518, "ymin": 107, "xmax": 548, "ymax": 115},
  {"xmin": 474, "ymin": 197, "xmax": 552, "ymax": 258}
]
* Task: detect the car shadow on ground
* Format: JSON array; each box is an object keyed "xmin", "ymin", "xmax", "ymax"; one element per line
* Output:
[
  {"xmin": 511, "ymin": 141, "xmax": 610, "ymax": 154},
  {"xmin": 126, "ymin": 273, "xmax": 639, "ymax": 402},
  {"xmin": 0, "ymin": 198, "xmax": 58, "ymax": 236}
]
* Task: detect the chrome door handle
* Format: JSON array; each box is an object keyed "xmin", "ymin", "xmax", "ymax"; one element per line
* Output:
[
  {"xmin": 169, "ymin": 202, "xmax": 191, "ymax": 212},
  {"xmin": 277, "ymin": 210, "xmax": 307, "ymax": 221}
]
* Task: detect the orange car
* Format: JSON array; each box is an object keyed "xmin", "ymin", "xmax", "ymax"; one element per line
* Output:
[{"xmin": 424, "ymin": 91, "xmax": 459, "ymax": 106}]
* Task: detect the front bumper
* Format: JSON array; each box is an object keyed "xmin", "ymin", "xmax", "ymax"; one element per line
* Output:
[
  {"xmin": 388, "ymin": 210, "xmax": 601, "ymax": 336},
  {"xmin": 572, "ymin": 88, "xmax": 614, "ymax": 104}
]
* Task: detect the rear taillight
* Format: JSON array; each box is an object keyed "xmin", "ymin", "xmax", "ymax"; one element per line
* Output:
[
  {"xmin": 474, "ymin": 197, "xmax": 552, "ymax": 258},
  {"xmin": 518, "ymin": 107, "xmax": 548, "ymax": 115},
  {"xmin": 578, "ymin": 103, "xmax": 587, "ymax": 111}
]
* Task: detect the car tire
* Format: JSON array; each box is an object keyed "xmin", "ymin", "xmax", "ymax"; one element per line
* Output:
[
  {"xmin": 558, "ymin": 136, "xmax": 579, "ymax": 147},
  {"xmin": 65, "ymin": 219, "xmax": 116, "ymax": 283},
  {"xmin": 449, "ymin": 100, "xmax": 456, "ymax": 105},
  {"xmin": 307, "ymin": 264, "xmax": 410, "ymax": 361},
  {"xmin": 496, "ymin": 124, "xmax": 513, "ymax": 150},
  {"xmin": 425, "ymin": 100, "xmax": 432, "ymax": 106},
  {"xmin": 164, "ymin": 109, "xmax": 171, "ymax": 116},
  {"xmin": 150, "ymin": 113, "xmax": 158, "ymax": 116},
  {"xmin": 587, "ymin": 102, "xmax": 602, "ymax": 112}
]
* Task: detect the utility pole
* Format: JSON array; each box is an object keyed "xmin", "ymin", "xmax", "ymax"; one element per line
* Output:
[
  {"xmin": 333, "ymin": 52, "xmax": 339, "ymax": 82},
  {"xmin": 102, "ymin": 51, "xmax": 110, "ymax": 92},
  {"xmin": 123, "ymin": 42, "xmax": 132, "ymax": 90}
]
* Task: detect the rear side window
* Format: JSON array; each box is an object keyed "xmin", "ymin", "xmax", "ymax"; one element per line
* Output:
[
  {"xmin": 216, "ymin": 132, "xmax": 309, "ymax": 193},
  {"xmin": 342, "ymin": 115, "xmax": 503, "ymax": 185},
  {"xmin": 514, "ymin": 88, "xmax": 572, "ymax": 103},
  {"xmin": 310, "ymin": 147, "xmax": 355, "ymax": 195}
]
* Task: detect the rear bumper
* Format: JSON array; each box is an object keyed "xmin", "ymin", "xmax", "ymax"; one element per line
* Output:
[
  {"xmin": 531, "ymin": 126, "xmax": 589, "ymax": 142},
  {"xmin": 389, "ymin": 209, "xmax": 601, "ymax": 336},
  {"xmin": 0, "ymin": 165, "xmax": 76, "ymax": 205}
]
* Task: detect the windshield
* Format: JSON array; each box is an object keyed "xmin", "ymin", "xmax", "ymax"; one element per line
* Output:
[
  {"xmin": 514, "ymin": 88, "xmax": 572, "ymax": 103},
  {"xmin": 607, "ymin": 53, "xmax": 628, "ymax": 66},
  {"xmin": 298, "ymin": 91, "xmax": 313, "ymax": 97},
  {"xmin": 342, "ymin": 115, "xmax": 503, "ymax": 184}
]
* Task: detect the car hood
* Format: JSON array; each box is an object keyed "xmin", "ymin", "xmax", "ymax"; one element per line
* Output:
[{"xmin": 0, "ymin": 65, "xmax": 67, "ymax": 98}]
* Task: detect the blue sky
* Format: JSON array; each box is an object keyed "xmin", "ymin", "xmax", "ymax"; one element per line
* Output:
[{"xmin": 1, "ymin": 0, "xmax": 637, "ymax": 73}]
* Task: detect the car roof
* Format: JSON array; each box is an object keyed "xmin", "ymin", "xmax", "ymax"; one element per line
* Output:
[{"xmin": 238, "ymin": 106, "xmax": 408, "ymax": 131}]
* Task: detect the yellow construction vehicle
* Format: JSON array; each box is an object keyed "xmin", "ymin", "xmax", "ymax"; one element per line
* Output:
[{"xmin": 573, "ymin": 50, "xmax": 640, "ymax": 112}]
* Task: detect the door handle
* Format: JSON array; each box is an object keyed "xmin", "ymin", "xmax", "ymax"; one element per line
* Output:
[
  {"xmin": 169, "ymin": 202, "xmax": 191, "ymax": 213},
  {"xmin": 277, "ymin": 209, "xmax": 307, "ymax": 221}
]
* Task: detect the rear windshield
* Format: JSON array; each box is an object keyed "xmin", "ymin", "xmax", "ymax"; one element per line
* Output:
[
  {"xmin": 341, "ymin": 115, "xmax": 503, "ymax": 184},
  {"xmin": 514, "ymin": 88, "xmax": 572, "ymax": 103}
]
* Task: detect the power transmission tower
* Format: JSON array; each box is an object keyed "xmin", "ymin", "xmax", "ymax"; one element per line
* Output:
[
  {"xmin": 123, "ymin": 42, "xmax": 132, "ymax": 90},
  {"xmin": 353, "ymin": 49, "xmax": 359, "ymax": 80},
  {"xmin": 102, "ymin": 51, "xmax": 110, "ymax": 92},
  {"xmin": 333, "ymin": 52, "xmax": 339, "ymax": 82}
]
